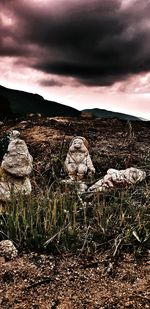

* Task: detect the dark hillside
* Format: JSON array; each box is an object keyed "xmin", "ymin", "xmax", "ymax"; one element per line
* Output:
[
  {"xmin": 83, "ymin": 107, "xmax": 140, "ymax": 121},
  {"xmin": 0, "ymin": 85, "xmax": 80, "ymax": 118}
]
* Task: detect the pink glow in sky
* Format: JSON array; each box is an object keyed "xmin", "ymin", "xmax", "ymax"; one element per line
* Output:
[{"xmin": 0, "ymin": 0, "xmax": 150, "ymax": 119}]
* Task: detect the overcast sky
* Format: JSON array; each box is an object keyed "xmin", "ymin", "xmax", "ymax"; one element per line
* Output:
[{"xmin": 0, "ymin": 0, "xmax": 150, "ymax": 119}]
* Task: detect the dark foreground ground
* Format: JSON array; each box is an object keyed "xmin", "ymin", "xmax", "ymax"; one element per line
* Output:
[
  {"xmin": 0, "ymin": 251, "xmax": 150, "ymax": 309},
  {"xmin": 0, "ymin": 116, "xmax": 150, "ymax": 308}
]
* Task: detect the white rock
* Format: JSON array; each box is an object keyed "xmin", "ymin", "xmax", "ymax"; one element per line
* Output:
[
  {"xmin": 20, "ymin": 120, "xmax": 28, "ymax": 124},
  {"xmin": 88, "ymin": 167, "xmax": 146, "ymax": 192},
  {"xmin": 0, "ymin": 169, "xmax": 32, "ymax": 201},
  {"xmin": 0, "ymin": 240, "xmax": 18, "ymax": 260},
  {"xmin": 1, "ymin": 130, "xmax": 33, "ymax": 177}
]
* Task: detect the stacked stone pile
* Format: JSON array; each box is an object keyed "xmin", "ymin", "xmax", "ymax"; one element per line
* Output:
[{"xmin": 0, "ymin": 130, "xmax": 33, "ymax": 202}]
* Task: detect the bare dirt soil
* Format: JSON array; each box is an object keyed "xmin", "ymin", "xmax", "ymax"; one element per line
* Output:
[
  {"xmin": 0, "ymin": 252, "xmax": 150, "ymax": 309},
  {"xmin": 0, "ymin": 116, "xmax": 150, "ymax": 308}
]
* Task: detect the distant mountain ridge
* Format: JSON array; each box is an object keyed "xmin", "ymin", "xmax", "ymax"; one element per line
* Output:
[
  {"xmin": 0, "ymin": 85, "xmax": 80, "ymax": 118},
  {"xmin": 0, "ymin": 85, "xmax": 144, "ymax": 121},
  {"xmin": 82, "ymin": 108, "xmax": 140, "ymax": 121}
]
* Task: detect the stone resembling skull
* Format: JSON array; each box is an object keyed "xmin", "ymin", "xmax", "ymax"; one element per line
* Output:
[
  {"xmin": 64, "ymin": 136, "xmax": 95, "ymax": 180},
  {"xmin": 88, "ymin": 167, "xmax": 146, "ymax": 192}
]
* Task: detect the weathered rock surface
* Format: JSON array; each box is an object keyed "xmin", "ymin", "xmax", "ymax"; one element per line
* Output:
[
  {"xmin": 0, "ymin": 168, "xmax": 32, "ymax": 201},
  {"xmin": 0, "ymin": 240, "xmax": 18, "ymax": 260},
  {"xmin": 1, "ymin": 130, "xmax": 33, "ymax": 177},
  {"xmin": 0, "ymin": 130, "xmax": 33, "ymax": 202},
  {"xmin": 88, "ymin": 167, "xmax": 146, "ymax": 192},
  {"xmin": 64, "ymin": 136, "xmax": 95, "ymax": 181}
]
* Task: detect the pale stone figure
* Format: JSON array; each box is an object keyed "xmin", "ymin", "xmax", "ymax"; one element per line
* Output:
[
  {"xmin": 64, "ymin": 136, "xmax": 95, "ymax": 180},
  {"xmin": 88, "ymin": 167, "xmax": 146, "ymax": 193},
  {"xmin": 1, "ymin": 130, "xmax": 33, "ymax": 177},
  {"xmin": 0, "ymin": 130, "xmax": 33, "ymax": 202}
]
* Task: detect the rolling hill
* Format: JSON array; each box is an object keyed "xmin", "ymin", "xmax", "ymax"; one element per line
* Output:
[
  {"xmin": 0, "ymin": 85, "xmax": 80, "ymax": 118},
  {"xmin": 82, "ymin": 108, "xmax": 140, "ymax": 121}
]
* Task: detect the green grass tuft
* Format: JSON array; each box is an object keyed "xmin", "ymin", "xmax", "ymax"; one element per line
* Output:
[{"xmin": 1, "ymin": 183, "xmax": 150, "ymax": 256}]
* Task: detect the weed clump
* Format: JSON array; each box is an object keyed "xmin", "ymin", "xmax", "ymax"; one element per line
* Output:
[{"xmin": 0, "ymin": 184, "xmax": 149, "ymax": 257}]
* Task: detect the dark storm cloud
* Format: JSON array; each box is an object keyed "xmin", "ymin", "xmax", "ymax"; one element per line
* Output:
[
  {"xmin": 1, "ymin": 0, "xmax": 150, "ymax": 86},
  {"xmin": 0, "ymin": 3, "xmax": 30, "ymax": 57},
  {"xmin": 40, "ymin": 78, "xmax": 64, "ymax": 87}
]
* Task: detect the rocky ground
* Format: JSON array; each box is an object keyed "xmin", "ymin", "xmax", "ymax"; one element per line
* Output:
[
  {"xmin": 0, "ymin": 116, "xmax": 150, "ymax": 308},
  {"xmin": 0, "ymin": 116, "xmax": 150, "ymax": 182}
]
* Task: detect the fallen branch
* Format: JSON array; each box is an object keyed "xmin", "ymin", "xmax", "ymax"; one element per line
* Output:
[{"xmin": 25, "ymin": 277, "xmax": 52, "ymax": 290}]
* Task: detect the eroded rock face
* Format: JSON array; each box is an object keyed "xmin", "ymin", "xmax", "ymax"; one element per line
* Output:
[
  {"xmin": 0, "ymin": 240, "xmax": 18, "ymax": 260},
  {"xmin": 0, "ymin": 168, "xmax": 32, "ymax": 202},
  {"xmin": 64, "ymin": 136, "xmax": 95, "ymax": 181},
  {"xmin": 1, "ymin": 130, "xmax": 33, "ymax": 177},
  {"xmin": 88, "ymin": 167, "xmax": 146, "ymax": 192},
  {"xmin": 0, "ymin": 130, "xmax": 33, "ymax": 202}
]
